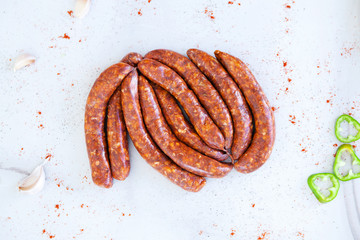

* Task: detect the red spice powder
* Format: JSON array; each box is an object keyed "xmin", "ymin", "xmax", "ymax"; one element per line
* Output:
[
  {"xmin": 45, "ymin": 153, "xmax": 53, "ymax": 160},
  {"xmin": 59, "ymin": 33, "xmax": 70, "ymax": 39},
  {"xmin": 67, "ymin": 10, "xmax": 73, "ymax": 16},
  {"xmin": 138, "ymin": 9, "xmax": 142, "ymax": 16},
  {"xmin": 230, "ymin": 229, "xmax": 236, "ymax": 236},
  {"xmin": 57, "ymin": 73, "xmax": 60, "ymax": 75},
  {"xmin": 286, "ymin": 5, "xmax": 291, "ymax": 8},
  {"xmin": 42, "ymin": 229, "xmax": 46, "ymax": 234},
  {"xmin": 80, "ymin": 229, "xmax": 84, "ymax": 232},
  {"xmin": 353, "ymin": 145, "xmax": 356, "ymax": 148},
  {"xmin": 252, "ymin": 203, "xmax": 255, "ymax": 207},
  {"xmin": 228, "ymin": 1, "xmax": 234, "ymax": 4},
  {"xmin": 301, "ymin": 148, "xmax": 307, "ymax": 152},
  {"xmin": 148, "ymin": 0, "xmax": 151, "ymax": 2},
  {"xmin": 333, "ymin": 144, "xmax": 338, "ymax": 147},
  {"xmin": 289, "ymin": 115, "xmax": 296, "ymax": 124},
  {"xmin": 55, "ymin": 204, "xmax": 60, "ymax": 209},
  {"xmin": 288, "ymin": 78, "xmax": 292, "ymax": 82},
  {"xmin": 79, "ymin": 39, "xmax": 82, "ymax": 42},
  {"xmin": 283, "ymin": 61, "xmax": 287, "ymax": 67},
  {"xmin": 326, "ymin": 100, "xmax": 330, "ymax": 103},
  {"xmin": 204, "ymin": 8, "xmax": 215, "ymax": 19},
  {"xmin": 258, "ymin": 232, "xmax": 270, "ymax": 240},
  {"xmin": 38, "ymin": 111, "xmax": 42, "ymax": 115},
  {"xmin": 315, "ymin": 162, "xmax": 319, "ymax": 165},
  {"xmin": 38, "ymin": 124, "xmax": 44, "ymax": 129},
  {"xmin": 49, "ymin": 235, "xmax": 55, "ymax": 239}
]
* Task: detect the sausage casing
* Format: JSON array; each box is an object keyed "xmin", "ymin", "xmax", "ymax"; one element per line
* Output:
[
  {"xmin": 106, "ymin": 88, "xmax": 130, "ymax": 180},
  {"xmin": 152, "ymin": 83, "xmax": 228, "ymax": 161},
  {"xmin": 121, "ymin": 52, "xmax": 143, "ymax": 67},
  {"xmin": 139, "ymin": 75, "xmax": 233, "ymax": 178},
  {"xmin": 215, "ymin": 50, "xmax": 275, "ymax": 173},
  {"xmin": 144, "ymin": 49, "xmax": 233, "ymax": 150},
  {"xmin": 120, "ymin": 70, "xmax": 206, "ymax": 192},
  {"xmin": 138, "ymin": 59, "xmax": 225, "ymax": 150},
  {"xmin": 85, "ymin": 62, "xmax": 133, "ymax": 188},
  {"xmin": 187, "ymin": 49, "xmax": 253, "ymax": 160}
]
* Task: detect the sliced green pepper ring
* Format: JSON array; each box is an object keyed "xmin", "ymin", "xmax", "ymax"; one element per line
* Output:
[
  {"xmin": 333, "ymin": 144, "xmax": 360, "ymax": 181},
  {"xmin": 307, "ymin": 173, "xmax": 340, "ymax": 203},
  {"xmin": 335, "ymin": 114, "xmax": 360, "ymax": 143}
]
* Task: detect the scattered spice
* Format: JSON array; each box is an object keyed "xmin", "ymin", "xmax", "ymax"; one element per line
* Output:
[
  {"xmin": 67, "ymin": 10, "xmax": 73, "ymax": 16},
  {"xmin": 301, "ymin": 148, "xmax": 307, "ymax": 152},
  {"xmin": 137, "ymin": 9, "xmax": 142, "ymax": 16},
  {"xmin": 55, "ymin": 204, "xmax": 60, "ymax": 209},
  {"xmin": 45, "ymin": 153, "xmax": 53, "ymax": 160},
  {"xmin": 353, "ymin": 145, "xmax": 356, "ymax": 148},
  {"xmin": 251, "ymin": 203, "xmax": 255, "ymax": 207},
  {"xmin": 38, "ymin": 124, "xmax": 44, "ymax": 129},
  {"xmin": 59, "ymin": 33, "xmax": 70, "ymax": 39},
  {"xmin": 285, "ymin": 5, "xmax": 291, "ymax": 8},
  {"xmin": 230, "ymin": 229, "xmax": 236, "ymax": 236},
  {"xmin": 326, "ymin": 100, "xmax": 330, "ymax": 103},
  {"xmin": 228, "ymin": 1, "xmax": 234, "ymax": 4},
  {"xmin": 297, "ymin": 232, "xmax": 305, "ymax": 238},
  {"xmin": 289, "ymin": 115, "xmax": 296, "ymax": 124},
  {"xmin": 288, "ymin": 78, "xmax": 292, "ymax": 82},
  {"xmin": 333, "ymin": 144, "xmax": 338, "ymax": 147},
  {"xmin": 257, "ymin": 231, "xmax": 270, "ymax": 240},
  {"xmin": 283, "ymin": 61, "xmax": 287, "ymax": 67},
  {"xmin": 204, "ymin": 8, "xmax": 215, "ymax": 20},
  {"xmin": 148, "ymin": 0, "xmax": 151, "ymax": 2},
  {"xmin": 57, "ymin": 73, "xmax": 60, "ymax": 75}
]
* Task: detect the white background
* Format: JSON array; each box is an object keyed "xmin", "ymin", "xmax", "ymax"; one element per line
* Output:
[{"xmin": 1, "ymin": 0, "xmax": 360, "ymax": 239}]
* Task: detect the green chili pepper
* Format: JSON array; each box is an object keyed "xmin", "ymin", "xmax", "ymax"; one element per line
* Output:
[
  {"xmin": 333, "ymin": 144, "xmax": 360, "ymax": 181},
  {"xmin": 307, "ymin": 173, "xmax": 340, "ymax": 203},
  {"xmin": 335, "ymin": 114, "xmax": 360, "ymax": 143}
]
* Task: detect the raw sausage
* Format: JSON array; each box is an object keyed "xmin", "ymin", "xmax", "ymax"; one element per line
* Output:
[
  {"xmin": 144, "ymin": 49, "xmax": 233, "ymax": 150},
  {"xmin": 139, "ymin": 75, "xmax": 232, "ymax": 178},
  {"xmin": 106, "ymin": 88, "xmax": 130, "ymax": 180},
  {"xmin": 85, "ymin": 62, "xmax": 133, "ymax": 188},
  {"xmin": 187, "ymin": 49, "xmax": 253, "ymax": 160},
  {"xmin": 138, "ymin": 59, "xmax": 225, "ymax": 150},
  {"xmin": 120, "ymin": 70, "xmax": 206, "ymax": 192},
  {"xmin": 215, "ymin": 50, "xmax": 275, "ymax": 173},
  {"xmin": 152, "ymin": 83, "xmax": 228, "ymax": 161},
  {"xmin": 121, "ymin": 52, "xmax": 143, "ymax": 67}
]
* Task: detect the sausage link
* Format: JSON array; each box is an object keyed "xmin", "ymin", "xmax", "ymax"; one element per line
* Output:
[
  {"xmin": 138, "ymin": 59, "xmax": 225, "ymax": 150},
  {"xmin": 121, "ymin": 52, "xmax": 143, "ymax": 67},
  {"xmin": 187, "ymin": 49, "xmax": 253, "ymax": 160},
  {"xmin": 152, "ymin": 83, "xmax": 228, "ymax": 161},
  {"xmin": 145, "ymin": 49, "xmax": 233, "ymax": 150},
  {"xmin": 120, "ymin": 70, "xmax": 206, "ymax": 192},
  {"xmin": 85, "ymin": 62, "xmax": 133, "ymax": 188},
  {"xmin": 139, "ymin": 75, "xmax": 233, "ymax": 178},
  {"xmin": 106, "ymin": 88, "xmax": 130, "ymax": 180},
  {"xmin": 215, "ymin": 50, "xmax": 275, "ymax": 173}
]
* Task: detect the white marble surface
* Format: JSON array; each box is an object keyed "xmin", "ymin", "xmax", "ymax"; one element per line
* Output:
[{"xmin": 0, "ymin": 0, "xmax": 360, "ymax": 239}]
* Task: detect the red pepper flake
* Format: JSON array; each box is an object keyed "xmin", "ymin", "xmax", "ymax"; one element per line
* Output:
[
  {"xmin": 148, "ymin": 0, "xmax": 151, "ymax": 2},
  {"xmin": 353, "ymin": 145, "xmax": 356, "ymax": 148},
  {"xmin": 285, "ymin": 5, "xmax": 291, "ymax": 8},
  {"xmin": 326, "ymin": 100, "xmax": 330, "ymax": 103},
  {"xmin": 67, "ymin": 10, "xmax": 73, "ymax": 16},
  {"xmin": 71, "ymin": 83, "xmax": 74, "ymax": 86},
  {"xmin": 301, "ymin": 148, "xmax": 307, "ymax": 152},
  {"xmin": 49, "ymin": 235, "xmax": 55, "ymax": 239},
  {"xmin": 45, "ymin": 153, "xmax": 53, "ymax": 160},
  {"xmin": 341, "ymin": 47, "xmax": 354, "ymax": 57},
  {"xmin": 38, "ymin": 111, "xmax": 42, "ymax": 115},
  {"xmin": 9, "ymin": 58, "xmax": 12, "ymax": 61},
  {"xmin": 257, "ymin": 231, "xmax": 270, "ymax": 240},
  {"xmin": 228, "ymin": 1, "xmax": 234, "ymax": 4},
  {"xmin": 315, "ymin": 162, "xmax": 319, "ymax": 165},
  {"xmin": 204, "ymin": 8, "xmax": 215, "ymax": 20},
  {"xmin": 42, "ymin": 229, "xmax": 46, "ymax": 234},
  {"xmin": 199, "ymin": 230, "xmax": 203, "ymax": 235},
  {"xmin": 80, "ymin": 229, "xmax": 84, "ymax": 232},
  {"xmin": 38, "ymin": 124, "xmax": 44, "ymax": 129},
  {"xmin": 57, "ymin": 183, "xmax": 60, "ymax": 187},
  {"xmin": 78, "ymin": 39, "xmax": 82, "ymax": 42},
  {"xmin": 251, "ymin": 203, "xmax": 255, "ymax": 207},
  {"xmin": 137, "ymin": 9, "xmax": 142, "ymax": 16},
  {"xmin": 59, "ymin": 33, "xmax": 70, "ymax": 39},
  {"xmin": 283, "ymin": 61, "xmax": 287, "ymax": 67},
  {"xmin": 21, "ymin": 148, "xmax": 24, "ymax": 150},
  {"xmin": 122, "ymin": 213, "xmax": 125, "ymax": 216},
  {"xmin": 55, "ymin": 204, "xmax": 60, "ymax": 209},
  {"xmin": 333, "ymin": 144, "xmax": 338, "ymax": 147},
  {"xmin": 57, "ymin": 73, "xmax": 60, "ymax": 75},
  {"xmin": 129, "ymin": 213, "xmax": 131, "ymax": 216},
  {"xmin": 288, "ymin": 78, "xmax": 292, "ymax": 82},
  {"xmin": 230, "ymin": 229, "xmax": 236, "ymax": 236},
  {"xmin": 289, "ymin": 115, "xmax": 296, "ymax": 124},
  {"xmin": 285, "ymin": 87, "xmax": 289, "ymax": 92}
]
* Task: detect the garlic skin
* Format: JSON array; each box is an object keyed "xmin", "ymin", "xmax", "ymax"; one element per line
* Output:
[
  {"xmin": 18, "ymin": 161, "xmax": 46, "ymax": 194},
  {"xmin": 13, "ymin": 54, "xmax": 36, "ymax": 72},
  {"xmin": 74, "ymin": 0, "xmax": 91, "ymax": 18}
]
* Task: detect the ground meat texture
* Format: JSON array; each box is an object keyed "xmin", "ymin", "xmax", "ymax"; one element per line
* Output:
[
  {"xmin": 215, "ymin": 50, "xmax": 275, "ymax": 173},
  {"xmin": 106, "ymin": 88, "xmax": 130, "ymax": 180},
  {"xmin": 187, "ymin": 49, "xmax": 253, "ymax": 161},
  {"xmin": 139, "ymin": 76, "xmax": 233, "ymax": 178},
  {"xmin": 120, "ymin": 70, "xmax": 206, "ymax": 192},
  {"xmin": 85, "ymin": 62, "xmax": 133, "ymax": 188},
  {"xmin": 145, "ymin": 49, "xmax": 233, "ymax": 150},
  {"xmin": 152, "ymin": 83, "xmax": 228, "ymax": 161},
  {"xmin": 121, "ymin": 52, "xmax": 143, "ymax": 67},
  {"xmin": 138, "ymin": 59, "xmax": 225, "ymax": 151}
]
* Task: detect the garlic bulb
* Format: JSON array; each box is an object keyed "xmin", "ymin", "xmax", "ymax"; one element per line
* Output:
[
  {"xmin": 74, "ymin": 0, "xmax": 91, "ymax": 18},
  {"xmin": 13, "ymin": 54, "xmax": 36, "ymax": 72},
  {"xmin": 18, "ymin": 161, "xmax": 46, "ymax": 194}
]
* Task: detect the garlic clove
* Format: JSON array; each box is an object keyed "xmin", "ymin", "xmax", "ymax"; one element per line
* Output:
[
  {"xmin": 13, "ymin": 54, "xmax": 36, "ymax": 72},
  {"xmin": 18, "ymin": 161, "xmax": 46, "ymax": 194},
  {"xmin": 74, "ymin": 0, "xmax": 91, "ymax": 18}
]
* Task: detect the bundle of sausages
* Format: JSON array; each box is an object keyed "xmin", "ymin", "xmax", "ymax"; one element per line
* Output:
[{"xmin": 84, "ymin": 49, "xmax": 275, "ymax": 192}]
